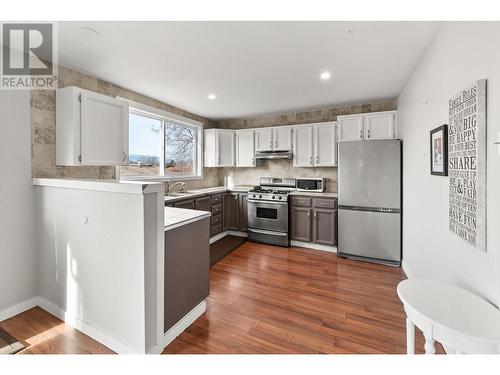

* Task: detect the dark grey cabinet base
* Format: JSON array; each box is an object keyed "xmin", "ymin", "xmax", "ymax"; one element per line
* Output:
[
  {"xmin": 290, "ymin": 196, "xmax": 337, "ymax": 247},
  {"xmin": 164, "ymin": 217, "xmax": 210, "ymax": 333}
]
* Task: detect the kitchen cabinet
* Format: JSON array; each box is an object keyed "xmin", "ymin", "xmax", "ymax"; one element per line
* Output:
[
  {"xmin": 174, "ymin": 199, "xmax": 195, "ymax": 210},
  {"xmin": 290, "ymin": 206, "xmax": 312, "ymax": 242},
  {"xmin": 223, "ymin": 193, "xmax": 239, "ymax": 231},
  {"xmin": 290, "ymin": 196, "xmax": 337, "ymax": 246},
  {"xmin": 235, "ymin": 130, "xmax": 255, "ymax": 167},
  {"xmin": 363, "ymin": 111, "xmax": 396, "ymax": 140},
  {"xmin": 292, "ymin": 125, "xmax": 313, "ymax": 167},
  {"xmin": 238, "ymin": 193, "xmax": 248, "ymax": 231},
  {"xmin": 164, "ymin": 217, "xmax": 210, "ymax": 332},
  {"xmin": 273, "ymin": 127, "xmax": 292, "ymax": 150},
  {"xmin": 204, "ymin": 129, "xmax": 235, "ymax": 167},
  {"xmin": 337, "ymin": 111, "xmax": 397, "ymax": 141},
  {"xmin": 255, "ymin": 128, "xmax": 273, "ymax": 152},
  {"xmin": 314, "ymin": 122, "xmax": 337, "ymax": 166},
  {"xmin": 293, "ymin": 122, "xmax": 336, "ymax": 167},
  {"xmin": 195, "ymin": 196, "xmax": 211, "ymax": 211},
  {"xmin": 56, "ymin": 86, "xmax": 129, "ymax": 166}
]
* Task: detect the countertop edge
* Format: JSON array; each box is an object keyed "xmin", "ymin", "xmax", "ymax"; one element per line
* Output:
[{"xmin": 33, "ymin": 178, "xmax": 164, "ymax": 195}]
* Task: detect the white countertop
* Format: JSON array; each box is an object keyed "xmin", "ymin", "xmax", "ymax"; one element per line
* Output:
[
  {"xmin": 164, "ymin": 207, "xmax": 211, "ymax": 231},
  {"xmin": 164, "ymin": 185, "xmax": 253, "ymax": 202},
  {"xmin": 289, "ymin": 191, "xmax": 338, "ymax": 198},
  {"xmin": 33, "ymin": 178, "xmax": 164, "ymax": 195}
]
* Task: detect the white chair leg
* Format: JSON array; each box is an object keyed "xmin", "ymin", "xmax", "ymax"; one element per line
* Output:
[
  {"xmin": 406, "ymin": 318, "xmax": 415, "ymax": 354},
  {"xmin": 424, "ymin": 331, "xmax": 436, "ymax": 354}
]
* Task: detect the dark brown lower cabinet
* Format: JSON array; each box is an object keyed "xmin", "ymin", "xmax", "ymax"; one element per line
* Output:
[
  {"xmin": 290, "ymin": 196, "xmax": 337, "ymax": 246},
  {"xmin": 223, "ymin": 193, "xmax": 239, "ymax": 231},
  {"xmin": 238, "ymin": 193, "xmax": 248, "ymax": 231},
  {"xmin": 164, "ymin": 217, "xmax": 210, "ymax": 332},
  {"xmin": 195, "ymin": 196, "xmax": 211, "ymax": 211},
  {"xmin": 312, "ymin": 208, "xmax": 336, "ymax": 246},
  {"xmin": 174, "ymin": 199, "xmax": 195, "ymax": 210},
  {"xmin": 290, "ymin": 207, "xmax": 312, "ymax": 242}
]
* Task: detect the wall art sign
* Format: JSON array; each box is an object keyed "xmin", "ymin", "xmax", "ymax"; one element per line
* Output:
[
  {"xmin": 430, "ymin": 125, "xmax": 448, "ymax": 176},
  {"xmin": 448, "ymin": 79, "xmax": 486, "ymax": 251}
]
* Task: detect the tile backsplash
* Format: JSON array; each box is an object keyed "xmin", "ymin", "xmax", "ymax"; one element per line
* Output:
[{"xmin": 219, "ymin": 159, "xmax": 338, "ymax": 192}]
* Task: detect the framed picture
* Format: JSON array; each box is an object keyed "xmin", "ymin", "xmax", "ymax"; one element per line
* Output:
[{"xmin": 430, "ymin": 125, "xmax": 448, "ymax": 176}]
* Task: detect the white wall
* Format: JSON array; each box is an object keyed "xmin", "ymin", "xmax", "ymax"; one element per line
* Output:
[
  {"xmin": 0, "ymin": 90, "xmax": 36, "ymax": 313},
  {"xmin": 398, "ymin": 22, "xmax": 500, "ymax": 306},
  {"xmin": 34, "ymin": 183, "xmax": 164, "ymax": 353}
]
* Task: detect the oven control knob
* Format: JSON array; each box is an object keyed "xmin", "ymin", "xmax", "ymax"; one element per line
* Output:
[
  {"xmin": 278, "ymin": 196, "xmax": 282, "ymax": 200},
  {"xmin": 272, "ymin": 196, "xmax": 275, "ymax": 199},
  {"xmin": 259, "ymin": 195, "xmax": 262, "ymax": 198}
]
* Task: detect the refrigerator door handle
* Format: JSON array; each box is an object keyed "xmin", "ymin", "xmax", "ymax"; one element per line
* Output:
[{"xmin": 339, "ymin": 205, "xmax": 400, "ymax": 214}]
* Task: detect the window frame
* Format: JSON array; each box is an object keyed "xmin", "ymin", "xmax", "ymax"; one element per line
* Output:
[{"xmin": 118, "ymin": 99, "xmax": 204, "ymax": 182}]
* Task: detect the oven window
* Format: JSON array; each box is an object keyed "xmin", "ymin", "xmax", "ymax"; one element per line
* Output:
[{"xmin": 256, "ymin": 207, "xmax": 278, "ymax": 220}]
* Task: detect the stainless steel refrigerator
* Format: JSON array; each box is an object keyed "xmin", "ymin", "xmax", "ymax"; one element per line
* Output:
[{"xmin": 337, "ymin": 139, "xmax": 401, "ymax": 266}]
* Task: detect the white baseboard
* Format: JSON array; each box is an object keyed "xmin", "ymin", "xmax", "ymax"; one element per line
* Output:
[
  {"xmin": 36, "ymin": 297, "xmax": 140, "ymax": 354},
  {"xmin": 290, "ymin": 240, "xmax": 337, "ymax": 253},
  {"xmin": 401, "ymin": 260, "xmax": 414, "ymax": 279},
  {"xmin": 161, "ymin": 300, "xmax": 206, "ymax": 351},
  {"xmin": 209, "ymin": 230, "xmax": 247, "ymax": 244},
  {"xmin": 0, "ymin": 297, "xmax": 38, "ymax": 322}
]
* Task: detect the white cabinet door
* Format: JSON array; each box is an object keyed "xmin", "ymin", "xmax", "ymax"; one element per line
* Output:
[
  {"xmin": 273, "ymin": 127, "xmax": 292, "ymax": 150},
  {"xmin": 337, "ymin": 115, "xmax": 363, "ymax": 142},
  {"xmin": 293, "ymin": 125, "xmax": 313, "ymax": 167},
  {"xmin": 314, "ymin": 122, "xmax": 337, "ymax": 166},
  {"xmin": 204, "ymin": 129, "xmax": 217, "ymax": 167},
  {"xmin": 363, "ymin": 111, "xmax": 396, "ymax": 140},
  {"xmin": 236, "ymin": 130, "xmax": 255, "ymax": 167},
  {"xmin": 255, "ymin": 128, "xmax": 273, "ymax": 151},
  {"xmin": 80, "ymin": 90, "xmax": 129, "ymax": 166},
  {"xmin": 217, "ymin": 130, "xmax": 235, "ymax": 167}
]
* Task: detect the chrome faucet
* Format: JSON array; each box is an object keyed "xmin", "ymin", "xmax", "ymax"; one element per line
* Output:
[{"xmin": 167, "ymin": 181, "xmax": 186, "ymax": 194}]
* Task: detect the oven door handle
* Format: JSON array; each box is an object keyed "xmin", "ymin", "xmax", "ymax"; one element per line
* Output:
[
  {"xmin": 248, "ymin": 228, "xmax": 288, "ymax": 237},
  {"xmin": 247, "ymin": 198, "xmax": 288, "ymax": 205}
]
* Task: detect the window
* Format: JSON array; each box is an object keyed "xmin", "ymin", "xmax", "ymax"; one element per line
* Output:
[{"xmin": 119, "ymin": 105, "xmax": 203, "ymax": 180}]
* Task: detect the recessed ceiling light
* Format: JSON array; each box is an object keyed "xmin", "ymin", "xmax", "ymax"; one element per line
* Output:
[
  {"xmin": 320, "ymin": 71, "xmax": 331, "ymax": 80},
  {"xmin": 208, "ymin": 94, "xmax": 216, "ymax": 100}
]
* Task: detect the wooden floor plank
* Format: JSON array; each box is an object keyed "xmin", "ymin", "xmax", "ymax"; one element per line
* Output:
[{"xmin": 1, "ymin": 241, "xmax": 444, "ymax": 354}]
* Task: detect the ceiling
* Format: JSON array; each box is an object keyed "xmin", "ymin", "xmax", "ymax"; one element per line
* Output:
[{"xmin": 58, "ymin": 22, "xmax": 439, "ymax": 120}]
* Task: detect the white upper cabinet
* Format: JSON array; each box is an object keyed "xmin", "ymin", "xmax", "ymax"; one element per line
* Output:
[
  {"xmin": 363, "ymin": 111, "xmax": 397, "ymax": 140},
  {"xmin": 204, "ymin": 129, "xmax": 235, "ymax": 167},
  {"xmin": 293, "ymin": 122, "xmax": 337, "ymax": 167},
  {"xmin": 235, "ymin": 130, "xmax": 255, "ymax": 167},
  {"xmin": 337, "ymin": 114, "xmax": 363, "ymax": 141},
  {"xmin": 337, "ymin": 111, "xmax": 397, "ymax": 141},
  {"xmin": 314, "ymin": 122, "xmax": 337, "ymax": 166},
  {"xmin": 293, "ymin": 125, "xmax": 313, "ymax": 167},
  {"xmin": 255, "ymin": 128, "xmax": 273, "ymax": 151},
  {"xmin": 56, "ymin": 86, "xmax": 129, "ymax": 166},
  {"xmin": 273, "ymin": 127, "xmax": 293, "ymax": 150}
]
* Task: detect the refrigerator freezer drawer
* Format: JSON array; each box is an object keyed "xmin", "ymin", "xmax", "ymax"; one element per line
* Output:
[{"xmin": 338, "ymin": 208, "xmax": 401, "ymax": 265}]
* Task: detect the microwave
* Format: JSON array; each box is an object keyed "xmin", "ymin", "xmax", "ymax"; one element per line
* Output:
[{"xmin": 296, "ymin": 178, "xmax": 327, "ymax": 192}]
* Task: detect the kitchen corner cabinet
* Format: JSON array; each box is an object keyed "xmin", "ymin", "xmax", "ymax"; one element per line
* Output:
[
  {"xmin": 337, "ymin": 110, "xmax": 397, "ymax": 141},
  {"xmin": 290, "ymin": 196, "xmax": 337, "ymax": 246},
  {"xmin": 293, "ymin": 122, "xmax": 336, "ymax": 167},
  {"xmin": 235, "ymin": 130, "xmax": 255, "ymax": 167},
  {"xmin": 204, "ymin": 129, "xmax": 235, "ymax": 167},
  {"xmin": 56, "ymin": 86, "xmax": 129, "ymax": 166},
  {"xmin": 223, "ymin": 192, "xmax": 248, "ymax": 232}
]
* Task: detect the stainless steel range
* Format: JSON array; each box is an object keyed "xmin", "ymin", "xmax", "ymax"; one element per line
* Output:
[{"xmin": 247, "ymin": 177, "xmax": 296, "ymax": 247}]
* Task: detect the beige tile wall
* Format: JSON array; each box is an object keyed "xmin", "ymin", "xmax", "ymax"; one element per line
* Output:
[
  {"xmin": 31, "ymin": 65, "xmax": 219, "ymax": 189},
  {"xmin": 216, "ymin": 100, "xmax": 397, "ymax": 191}
]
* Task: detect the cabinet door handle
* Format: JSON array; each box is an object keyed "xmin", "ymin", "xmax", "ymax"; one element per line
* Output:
[
  {"xmin": 367, "ymin": 129, "xmax": 371, "ymax": 139},
  {"xmin": 122, "ymin": 152, "xmax": 127, "ymax": 162},
  {"xmin": 360, "ymin": 129, "xmax": 363, "ymax": 139},
  {"xmin": 309, "ymin": 156, "xmax": 312, "ymax": 165},
  {"xmin": 314, "ymin": 211, "xmax": 318, "ymax": 219},
  {"xmin": 307, "ymin": 210, "xmax": 311, "ymax": 218},
  {"xmin": 315, "ymin": 155, "xmax": 319, "ymax": 164},
  {"xmin": 275, "ymin": 140, "xmax": 278, "ymax": 148}
]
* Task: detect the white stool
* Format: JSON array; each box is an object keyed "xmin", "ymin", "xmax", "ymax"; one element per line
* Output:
[{"xmin": 397, "ymin": 278, "xmax": 500, "ymax": 354}]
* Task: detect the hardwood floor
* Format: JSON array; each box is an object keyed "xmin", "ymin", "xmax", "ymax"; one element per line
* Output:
[
  {"xmin": 0, "ymin": 307, "xmax": 113, "ymax": 354},
  {"xmin": 1, "ymin": 241, "xmax": 443, "ymax": 354},
  {"xmin": 165, "ymin": 241, "xmax": 443, "ymax": 354}
]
